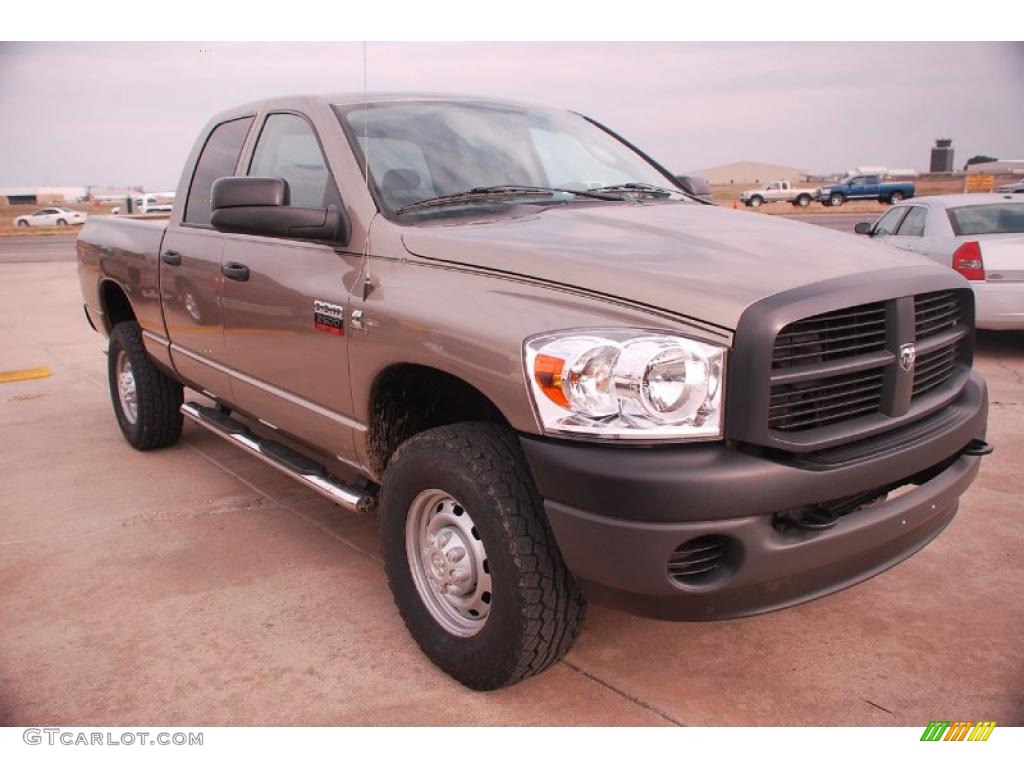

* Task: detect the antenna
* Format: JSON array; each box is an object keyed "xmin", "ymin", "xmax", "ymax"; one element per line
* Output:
[{"xmin": 361, "ymin": 40, "xmax": 374, "ymax": 301}]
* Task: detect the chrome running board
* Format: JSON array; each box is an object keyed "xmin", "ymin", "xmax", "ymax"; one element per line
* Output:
[{"xmin": 181, "ymin": 402, "xmax": 374, "ymax": 514}]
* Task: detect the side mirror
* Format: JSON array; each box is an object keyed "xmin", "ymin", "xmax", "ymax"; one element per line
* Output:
[
  {"xmin": 673, "ymin": 174, "xmax": 713, "ymax": 203},
  {"xmin": 854, "ymin": 222, "xmax": 873, "ymax": 235},
  {"xmin": 210, "ymin": 176, "xmax": 350, "ymax": 245}
]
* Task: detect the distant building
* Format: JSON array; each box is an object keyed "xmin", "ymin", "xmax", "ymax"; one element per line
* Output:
[
  {"xmin": 965, "ymin": 160, "xmax": 1024, "ymax": 175},
  {"xmin": 0, "ymin": 186, "xmax": 89, "ymax": 205},
  {"xmin": 690, "ymin": 161, "xmax": 809, "ymax": 185},
  {"xmin": 930, "ymin": 139, "xmax": 955, "ymax": 173}
]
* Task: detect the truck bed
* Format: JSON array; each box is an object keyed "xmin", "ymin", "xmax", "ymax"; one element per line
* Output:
[{"xmin": 77, "ymin": 215, "xmax": 168, "ymax": 337}]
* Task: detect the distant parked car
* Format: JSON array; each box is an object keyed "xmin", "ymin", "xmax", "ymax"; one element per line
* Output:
[
  {"xmin": 740, "ymin": 179, "xmax": 818, "ymax": 208},
  {"xmin": 13, "ymin": 207, "xmax": 88, "ymax": 228},
  {"xmin": 818, "ymin": 174, "xmax": 915, "ymax": 207},
  {"xmin": 996, "ymin": 181, "xmax": 1024, "ymax": 194},
  {"xmin": 855, "ymin": 193, "xmax": 1024, "ymax": 329}
]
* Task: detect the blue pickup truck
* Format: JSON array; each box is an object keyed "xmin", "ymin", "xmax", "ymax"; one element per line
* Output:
[{"xmin": 818, "ymin": 174, "xmax": 915, "ymax": 207}]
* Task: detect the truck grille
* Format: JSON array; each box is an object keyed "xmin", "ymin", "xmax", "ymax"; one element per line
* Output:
[{"xmin": 769, "ymin": 290, "xmax": 968, "ymax": 433}]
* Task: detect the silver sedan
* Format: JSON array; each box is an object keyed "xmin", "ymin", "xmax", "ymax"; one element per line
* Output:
[{"xmin": 855, "ymin": 194, "xmax": 1024, "ymax": 330}]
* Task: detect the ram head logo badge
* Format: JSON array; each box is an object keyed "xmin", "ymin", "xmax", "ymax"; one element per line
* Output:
[{"xmin": 899, "ymin": 343, "xmax": 916, "ymax": 373}]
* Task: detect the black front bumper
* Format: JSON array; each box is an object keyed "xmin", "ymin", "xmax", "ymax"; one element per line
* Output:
[{"xmin": 520, "ymin": 371, "xmax": 988, "ymax": 621}]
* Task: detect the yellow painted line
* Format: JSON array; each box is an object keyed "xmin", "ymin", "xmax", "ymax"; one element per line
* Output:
[{"xmin": 0, "ymin": 365, "xmax": 52, "ymax": 384}]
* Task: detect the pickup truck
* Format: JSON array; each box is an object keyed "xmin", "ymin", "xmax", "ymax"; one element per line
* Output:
[
  {"xmin": 819, "ymin": 174, "xmax": 915, "ymax": 207},
  {"xmin": 739, "ymin": 180, "xmax": 818, "ymax": 208},
  {"xmin": 77, "ymin": 93, "xmax": 990, "ymax": 690}
]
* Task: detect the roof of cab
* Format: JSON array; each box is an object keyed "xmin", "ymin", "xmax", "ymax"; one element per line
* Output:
[{"xmin": 214, "ymin": 92, "xmax": 547, "ymax": 119}]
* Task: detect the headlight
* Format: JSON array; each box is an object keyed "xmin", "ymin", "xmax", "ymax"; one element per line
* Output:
[
  {"xmin": 821, "ymin": 187, "xmax": 831, "ymax": 195},
  {"xmin": 524, "ymin": 329, "xmax": 726, "ymax": 441}
]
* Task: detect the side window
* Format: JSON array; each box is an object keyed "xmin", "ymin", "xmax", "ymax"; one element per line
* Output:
[
  {"xmin": 249, "ymin": 113, "xmax": 338, "ymax": 208},
  {"xmin": 184, "ymin": 117, "xmax": 254, "ymax": 226},
  {"xmin": 896, "ymin": 206, "xmax": 927, "ymax": 237},
  {"xmin": 873, "ymin": 207, "xmax": 908, "ymax": 236}
]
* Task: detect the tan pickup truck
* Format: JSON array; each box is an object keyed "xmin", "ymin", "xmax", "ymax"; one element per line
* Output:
[
  {"xmin": 740, "ymin": 179, "xmax": 818, "ymax": 208},
  {"xmin": 77, "ymin": 93, "xmax": 991, "ymax": 690}
]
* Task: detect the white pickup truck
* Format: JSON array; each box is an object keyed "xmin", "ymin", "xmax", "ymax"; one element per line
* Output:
[{"xmin": 741, "ymin": 180, "xmax": 818, "ymax": 208}]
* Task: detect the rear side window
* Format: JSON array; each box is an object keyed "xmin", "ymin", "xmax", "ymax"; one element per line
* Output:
[
  {"xmin": 948, "ymin": 203, "xmax": 1024, "ymax": 235},
  {"xmin": 249, "ymin": 113, "xmax": 338, "ymax": 207},
  {"xmin": 896, "ymin": 206, "xmax": 927, "ymax": 237},
  {"xmin": 184, "ymin": 117, "xmax": 254, "ymax": 226}
]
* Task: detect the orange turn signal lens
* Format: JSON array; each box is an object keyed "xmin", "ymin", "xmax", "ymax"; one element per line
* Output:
[{"xmin": 533, "ymin": 353, "xmax": 569, "ymax": 408}]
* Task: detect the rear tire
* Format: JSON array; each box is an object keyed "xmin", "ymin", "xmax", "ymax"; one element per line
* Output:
[
  {"xmin": 107, "ymin": 321, "xmax": 183, "ymax": 450},
  {"xmin": 888, "ymin": 191, "xmax": 905, "ymax": 204},
  {"xmin": 17, "ymin": 219, "xmax": 28, "ymax": 227},
  {"xmin": 56, "ymin": 218, "xmax": 68, "ymax": 226},
  {"xmin": 379, "ymin": 422, "xmax": 586, "ymax": 690},
  {"xmin": 795, "ymin": 194, "xmax": 811, "ymax": 207}
]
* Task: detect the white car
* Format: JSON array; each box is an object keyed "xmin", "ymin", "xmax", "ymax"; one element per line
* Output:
[
  {"xmin": 856, "ymin": 193, "xmax": 1024, "ymax": 329},
  {"xmin": 13, "ymin": 207, "xmax": 88, "ymax": 228}
]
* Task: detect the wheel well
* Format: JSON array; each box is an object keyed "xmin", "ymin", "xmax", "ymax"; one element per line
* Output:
[
  {"xmin": 367, "ymin": 364, "xmax": 509, "ymax": 476},
  {"xmin": 100, "ymin": 280, "xmax": 136, "ymax": 332}
]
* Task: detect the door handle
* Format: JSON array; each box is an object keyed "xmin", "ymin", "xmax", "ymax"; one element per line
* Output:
[
  {"xmin": 222, "ymin": 262, "xmax": 250, "ymax": 282},
  {"xmin": 161, "ymin": 250, "xmax": 181, "ymax": 266}
]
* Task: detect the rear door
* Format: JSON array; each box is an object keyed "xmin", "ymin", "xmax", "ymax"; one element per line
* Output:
[
  {"xmin": 161, "ymin": 115, "xmax": 254, "ymax": 399},
  {"xmin": 218, "ymin": 111, "xmax": 359, "ymax": 460}
]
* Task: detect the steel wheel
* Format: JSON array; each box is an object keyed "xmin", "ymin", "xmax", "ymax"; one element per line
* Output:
[
  {"xmin": 890, "ymin": 192, "xmax": 904, "ymax": 203},
  {"xmin": 405, "ymin": 488, "xmax": 491, "ymax": 637},
  {"xmin": 115, "ymin": 348, "xmax": 139, "ymax": 425}
]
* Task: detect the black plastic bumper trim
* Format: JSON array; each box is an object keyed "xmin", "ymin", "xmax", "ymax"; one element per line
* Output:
[{"xmin": 543, "ymin": 453, "xmax": 980, "ymax": 621}]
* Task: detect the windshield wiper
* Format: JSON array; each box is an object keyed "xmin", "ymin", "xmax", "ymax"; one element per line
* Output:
[
  {"xmin": 395, "ymin": 185, "xmax": 622, "ymax": 214},
  {"xmin": 588, "ymin": 182, "xmax": 679, "ymax": 198}
]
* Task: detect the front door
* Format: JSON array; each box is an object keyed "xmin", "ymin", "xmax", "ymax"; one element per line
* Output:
[{"xmin": 218, "ymin": 112, "xmax": 360, "ymax": 461}]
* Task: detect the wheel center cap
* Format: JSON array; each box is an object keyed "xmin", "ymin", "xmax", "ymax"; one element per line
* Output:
[{"xmin": 426, "ymin": 525, "xmax": 474, "ymax": 597}]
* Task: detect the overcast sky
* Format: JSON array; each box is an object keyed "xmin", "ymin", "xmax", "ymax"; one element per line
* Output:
[{"xmin": 1, "ymin": 41, "xmax": 1021, "ymax": 190}]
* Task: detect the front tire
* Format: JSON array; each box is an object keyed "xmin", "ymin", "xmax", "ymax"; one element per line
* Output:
[
  {"xmin": 379, "ymin": 423, "xmax": 586, "ymax": 690},
  {"xmin": 56, "ymin": 218, "xmax": 68, "ymax": 226},
  {"xmin": 829, "ymin": 193, "xmax": 845, "ymax": 207},
  {"xmin": 748, "ymin": 195, "xmax": 763, "ymax": 208},
  {"xmin": 107, "ymin": 321, "xmax": 183, "ymax": 450}
]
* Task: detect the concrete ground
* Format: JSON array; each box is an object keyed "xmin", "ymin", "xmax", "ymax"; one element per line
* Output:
[{"xmin": 1, "ymin": 240, "xmax": 1022, "ymax": 726}]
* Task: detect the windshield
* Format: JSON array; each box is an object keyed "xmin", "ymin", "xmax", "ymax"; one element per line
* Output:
[
  {"xmin": 336, "ymin": 100, "xmax": 686, "ymax": 214},
  {"xmin": 948, "ymin": 203, "xmax": 1024, "ymax": 236}
]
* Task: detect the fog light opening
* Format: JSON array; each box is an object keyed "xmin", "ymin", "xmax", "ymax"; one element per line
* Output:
[{"xmin": 666, "ymin": 534, "xmax": 740, "ymax": 588}]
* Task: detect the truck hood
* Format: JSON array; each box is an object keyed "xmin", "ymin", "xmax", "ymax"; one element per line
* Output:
[{"xmin": 401, "ymin": 202, "xmax": 934, "ymax": 330}]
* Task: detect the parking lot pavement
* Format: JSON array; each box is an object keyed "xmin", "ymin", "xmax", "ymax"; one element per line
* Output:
[
  {"xmin": 0, "ymin": 235, "xmax": 77, "ymax": 263},
  {"xmin": 1, "ymin": 259, "xmax": 1022, "ymax": 726},
  {"xmin": 782, "ymin": 213, "xmax": 867, "ymax": 233}
]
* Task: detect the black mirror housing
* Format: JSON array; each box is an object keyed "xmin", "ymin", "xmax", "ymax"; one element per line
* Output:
[
  {"xmin": 854, "ymin": 222, "xmax": 873, "ymax": 235},
  {"xmin": 210, "ymin": 176, "xmax": 350, "ymax": 245}
]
